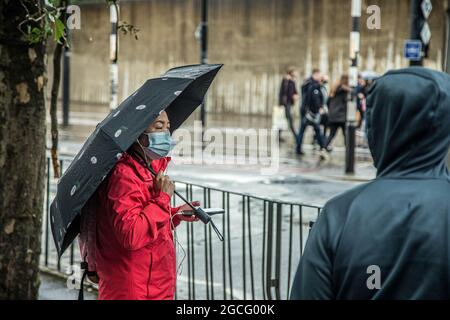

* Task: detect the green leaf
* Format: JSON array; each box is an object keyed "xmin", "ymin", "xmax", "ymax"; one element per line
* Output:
[
  {"xmin": 47, "ymin": 0, "xmax": 58, "ymax": 8},
  {"xmin": 54, "ymin": 18, "xmax": 65, "ymax": 44},
  {"xmin": 28, "ymin": 27, "xmax": 43, "ymax": 44}
]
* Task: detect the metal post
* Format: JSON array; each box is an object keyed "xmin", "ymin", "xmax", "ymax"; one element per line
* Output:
[
  {"xmin": 345, "ymin": 0, "xmax": 361, "ymax": 175},
  {"xmin": 410, "ymin": 0, "xmax": 424, "ymax": 66},
  {"xmin": 200, "ymin": 0, "xmax": 208, "ymax": 129},
  {"xmin": 62, "ymin": 26, "xmax": 71, "ymax": 126},
  {"xmin": 447, "ymin": 0, "xmax": 450, "ymax": 172},
  {"xmin": 110, "ymin": 3, "xmax": 119, "ymax": 110},
  {"xmin": 445, "ymin": 5, "xmax": 450, "ymax": 73}
]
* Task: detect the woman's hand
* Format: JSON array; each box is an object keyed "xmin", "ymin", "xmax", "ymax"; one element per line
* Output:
[
  {"xmin": 155, "ymin": 171, "xmax": 175, "ymax": 197},
  {"xmin": 177, "ymin": 201, "xmax": 200, "ymax": 222}
]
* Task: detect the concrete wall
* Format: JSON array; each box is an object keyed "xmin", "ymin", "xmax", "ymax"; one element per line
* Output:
[{"xmin": 48, "ymin": 0, "xmax": 448, "ymax": 115}]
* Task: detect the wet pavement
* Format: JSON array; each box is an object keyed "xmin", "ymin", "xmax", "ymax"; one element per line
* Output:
[{"xmin": 39, "ymin": 272, "xmax": 97, "ymax": 300}]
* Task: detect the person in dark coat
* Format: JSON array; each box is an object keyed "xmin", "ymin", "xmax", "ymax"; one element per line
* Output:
[
  {"xmin": 296, "ymin": 69, "xmax": 329, "ymax": 155},
  {"xmin": 326, "ymin": 75, "xmax": 351, "ymax": 149},
  {"xmin": 290, "ymin": 67, "xmax": 450, "ymax": 300},
  {"xmin": 279, "ymin": 66, "xmax": 299, "ymax": 141}
]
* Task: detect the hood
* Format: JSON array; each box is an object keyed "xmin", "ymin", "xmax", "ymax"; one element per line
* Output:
[{"xmin": 366, "ymin": 67, "xmax": 450, "ymax": 178}]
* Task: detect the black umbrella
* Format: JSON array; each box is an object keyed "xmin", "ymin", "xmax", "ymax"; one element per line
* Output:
[{"xmin": 50, "ymin": 64, "xmax": 223, "ymax": 258}]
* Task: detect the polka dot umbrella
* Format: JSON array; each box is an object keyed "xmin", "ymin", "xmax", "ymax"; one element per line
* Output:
[{"xmin": 50, "ymin": 64, "xmax": 223, "ymax": 258}]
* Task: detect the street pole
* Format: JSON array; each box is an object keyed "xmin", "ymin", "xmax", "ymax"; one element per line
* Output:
[
  {"xmin": 346, "ymin": 0, "xmax": 361, "ymax": 175},
  {"xmin": 62, "ymin": 4, "xmax": 71, "ymax": 127},
  {"xmin": 445, "ymin": 0, "xmax": 450, "ymax": 169},
  {"xmin": 200, "ymin": 0, "xmax": 208, "ymax": 130},
  {"xmin": 445, "ymin": 4, "xmax": 450, "ymax": 73},
  {"xmin": 110, "ymin": 2, "xmax": 119, "ymax": 110},
  {"xmin": 410, "ymin": 0, "xmax": 424, "ymax": 66}
]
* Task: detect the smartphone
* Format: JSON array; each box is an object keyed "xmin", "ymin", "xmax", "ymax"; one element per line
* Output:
[{"xmin": 181, "ymin": 207, "xmax": 225, "ymax": 216}]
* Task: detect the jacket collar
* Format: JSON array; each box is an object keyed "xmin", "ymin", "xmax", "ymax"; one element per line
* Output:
[{"xmin": 121, "ymin": 152, "xmax": 171, "ymax": 181}]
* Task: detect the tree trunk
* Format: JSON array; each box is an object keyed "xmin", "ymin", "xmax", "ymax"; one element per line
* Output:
[
  {"xmin": 0, "ymin": 0, "xmax": 46, "ymax": 299},
  {"xmin": 49, "ymin": 0, "xmax": 68, "ymax": 179}
]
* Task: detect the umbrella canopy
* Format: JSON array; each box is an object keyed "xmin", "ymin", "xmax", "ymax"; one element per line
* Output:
[{"xmin": 50, "ymin": 64, "xmax": 222, "ymax": 257}]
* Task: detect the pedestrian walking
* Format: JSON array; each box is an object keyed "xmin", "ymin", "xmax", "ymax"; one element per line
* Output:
[
  {"xmin": 311, "ymin": 74, "xmax": 330, "ymax": 150},
  {"xmin": 326, "ymin": 74, "xmax": 351, "ymax": 149},
  {"xmin": 290, "ymin": 67, "xmax": 450, "ymax": 300},
  {"xmin": 278, "ymin": 66, "xmax": 299, "ymax": 142},
  {"xmin": 296, "ymin": 69, "xmax": 329, "ymax": 156}
]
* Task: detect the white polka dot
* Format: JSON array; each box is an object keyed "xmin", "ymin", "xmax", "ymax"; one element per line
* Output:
[
  {"xmin": 70, "ymin": 185, "xmax": 77, "ymax": 196},
  {"xmin": 114, "ymin": 129, "xmax": 122, "ymax": 138},
  {"xmin": 116, "ymin": 153, "xmax": 123, "ymax": 160},
  {"xmin": 174, "ymin": 91, "xmax": 182, "ymax": 96},
  {"xmin": 136, "ymin": 105, "xmax": 146, "ymax": 110},
  {"xmin": 113, "ymin": 110, "xmax": 120, "ymax": 117},
  {"xmin": 90, "ymin": 156, "xmax": 97, "ymax": 164}
]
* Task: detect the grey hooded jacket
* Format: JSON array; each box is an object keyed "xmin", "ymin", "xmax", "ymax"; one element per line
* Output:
[{"xmin": 290, "ymin": 67, "xmax": 450, "ymax": 300}]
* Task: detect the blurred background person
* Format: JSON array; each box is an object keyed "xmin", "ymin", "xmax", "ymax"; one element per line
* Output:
[
  {"xmin": 278, "ymin": 66, "xmax": 299, "ymax": 143},
  {"xmin": 326, "ymin": 74, "xmax": 350, "ymax": 150},
  {"xmin": 296, "ymin": 69, "xmax": 330, "ymax": 156}
]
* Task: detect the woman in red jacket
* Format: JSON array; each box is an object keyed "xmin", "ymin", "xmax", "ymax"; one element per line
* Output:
[{"xmin": 95, "ymin": 110, "xmax": 198, "ymax": 300}]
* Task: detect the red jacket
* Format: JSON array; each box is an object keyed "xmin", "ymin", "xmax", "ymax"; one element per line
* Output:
[{"xmin": 95, "ymin": 152, "xmax": 181, "ymax": 300}]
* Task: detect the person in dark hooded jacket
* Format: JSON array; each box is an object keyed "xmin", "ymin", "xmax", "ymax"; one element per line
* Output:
[{"xmin": 290, "ymin": 67, "xmax": 450, "ymax": 300}]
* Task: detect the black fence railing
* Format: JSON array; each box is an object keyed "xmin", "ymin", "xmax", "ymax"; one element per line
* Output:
[{"xmin": 41, "ymin": 156, "xmax": 322, "ymax": 300}]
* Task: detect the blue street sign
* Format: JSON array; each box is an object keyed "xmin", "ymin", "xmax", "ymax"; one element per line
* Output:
[{"xmin": 404, "ymin": 40, "xmax": 423, "ymax": 61}]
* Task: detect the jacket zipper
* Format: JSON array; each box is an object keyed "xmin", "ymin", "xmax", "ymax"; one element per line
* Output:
[{"xmin": 147, "ymin": 253, "xmax": 153, "ymax": 298}]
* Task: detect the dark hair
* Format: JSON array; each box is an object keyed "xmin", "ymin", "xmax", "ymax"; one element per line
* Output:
[
  {"xmin": 329, "ymin": 74, "xmax": 349, "ymax": 98},
  {"xmin": 312, "ymin": 68, "xmax": 320, "ymax": 75}
]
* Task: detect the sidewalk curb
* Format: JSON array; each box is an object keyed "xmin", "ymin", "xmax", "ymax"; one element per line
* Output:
[{"xmin": 321, "ymin": 175, "xmax": 373, "ymax": 183}]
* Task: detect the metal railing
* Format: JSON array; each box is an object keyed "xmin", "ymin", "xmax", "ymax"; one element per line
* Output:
[{"xmin": 41, "ymin": 156, "xmax": 322, "ymax": 300}]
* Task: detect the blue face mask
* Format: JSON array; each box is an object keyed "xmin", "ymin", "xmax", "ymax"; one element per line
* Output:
[{"xmin": 142, "ymin": 131, "xmax": 175, "ymax": 159}]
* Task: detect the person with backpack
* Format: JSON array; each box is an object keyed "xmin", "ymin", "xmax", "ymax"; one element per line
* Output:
[
  {"xmin": 296, "ymin": 69, "xmax": 330, "ymax": 156},
  {"xmin": 80, "ymin": 110, "xmax": 200, "ymax": 300}
]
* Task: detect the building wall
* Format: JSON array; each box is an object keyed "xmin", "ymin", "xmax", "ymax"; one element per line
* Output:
[{"xmin": 48, "ymin": 0, "xmax": 448, "ymax": 115}]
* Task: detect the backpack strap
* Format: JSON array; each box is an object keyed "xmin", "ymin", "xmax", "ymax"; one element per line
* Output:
[{"xmin": 78, "ymin": 256, "xmax": 88, "ymax": 301}]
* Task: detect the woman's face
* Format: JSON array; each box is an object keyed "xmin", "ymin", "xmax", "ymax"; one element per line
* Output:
[{"xmin": 138, "ymin": 111, "xmax": 170, "ymax": 147}]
